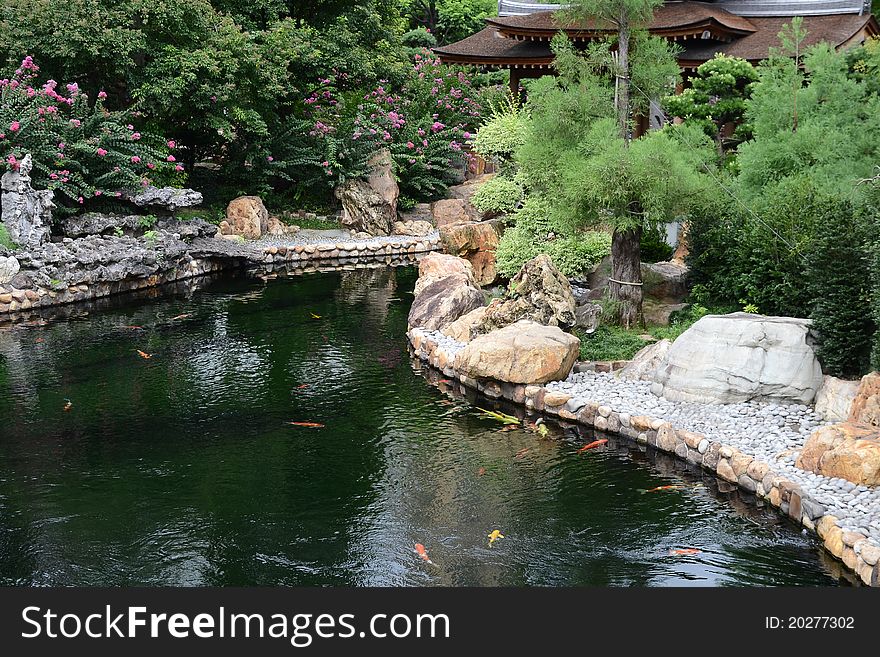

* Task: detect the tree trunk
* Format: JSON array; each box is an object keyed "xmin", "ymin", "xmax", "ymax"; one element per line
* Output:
[
  {"xmin": 617, "ymin": 14, "xmax": 630, "ymax": 143},
  {"xmin": 610, "ymin": 226, "xmax": 643, "ymax": 329}
]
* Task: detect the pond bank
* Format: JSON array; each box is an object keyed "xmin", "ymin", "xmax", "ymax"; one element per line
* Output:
[{"xmin": 408, "ymin": 326, "xmax": 880, "ymax": 586}]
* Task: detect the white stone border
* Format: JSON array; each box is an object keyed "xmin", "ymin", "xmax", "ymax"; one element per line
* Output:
[{"xmin": 408, "ymin": 326, "xmax": 880, "ymax": 587}]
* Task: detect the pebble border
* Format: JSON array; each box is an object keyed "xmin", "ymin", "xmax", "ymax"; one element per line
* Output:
[
  {"xmin": 0, "ymin": 234, "xmax": 441, "ymax": 316},
  {"xmin": 407, "ymin": 326, "xmax": 880, "ymax": 587}
]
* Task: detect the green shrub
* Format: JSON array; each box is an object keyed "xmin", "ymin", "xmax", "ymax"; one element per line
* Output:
[
  {"xmin": 470, "ymin": 175, "xmax": 523, "ymax": 215},
  {"xmin": 640, "ymin": 223, "xmax": 674, "ymax": 263},
  {"xmin": 575, "ymin": 326, "xmax": 653, "ymax": 362},
  {"xmin": 0, "ymin": 225, "xmax": 16, "ymax": 250},
  {"xmin": 471, "ymin": 94, "xmax": 530, "ymax": 168}
]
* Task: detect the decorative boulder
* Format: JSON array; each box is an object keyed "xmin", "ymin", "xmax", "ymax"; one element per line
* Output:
[
  {"xmin": 472, "ymin": 254, "xmax": 576, "ymax": 336},
  {"xmin": 641, "ymin": 261, "xmax": 688, "ymax": 303},
  {"xmin": 650, "ymin": 313, "xmax": 824, "ymax": 405},
  {"xmin": 393, "ymin": 220, "xmax": 433, "ymax": 237},
  {"xmin": 226, "ymin": 196, "xmax": 269, "ymax": 240},
  {"xmin": 796, "ymin": 423, "xmax": 880, "ymax": 486},
  {"xmin": 0, "ymin": 255, "xmax": 20, "ymax": 284},
  {"xmin": 407, "ymin": 273, "xmax": 484, "ymax": 331},
  {"xmin": 1, "ymin": 154, "xmax": 52, "ymax": 248},
  {"xmin": 335, "ymin": 150, "xmax": 397, "ymax": 236},
  {"xmin": 618, "ymin": 339, "xmax": 671, "ymax": 382},
  {"xmin": 430, "ymin": 198, "xmax": 478, "ymax": 228},
  {"xmin": 849, "ymin": 372, "xmax": 880, "ymax": 427},
  {"xmin": 414, "ymin": 253, "xmax": 477, "ymax": 296},
  {"xmin": 574, "ymin": 302, "xmax": 602, "ymax": 333},
  {"xmin": 441, "ymin": 306, "xmax": 488, "ymax": 343},
  {"xmin": 128, "ymin": 185, "xmax": 202, "ymax": 211},
  {"xmin": 815, "ymin": 375, "xmax": 861, "ymax": 422},
  {"xmin": 439, "ymin": 220, "xmax": 500, "ymax": 286},
  {"xmin": 453, "ymin": 320, "xmax": 580, "ymax": 384}
]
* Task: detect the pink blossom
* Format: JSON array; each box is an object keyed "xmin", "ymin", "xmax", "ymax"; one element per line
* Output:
[
  {"xmin": 175, "ymin": 164, "xmax": 184, "ymax": 172},
  {"xmin": 94, "ymin": 190, "xmax": 102, "ymax": 196},
  {"xmin": 58, "ymin": 142, "xmax": 65, "ymax": 150},
  {"xmin": 146, "ymin": 163, "xmax": 155, "ymax": 170},
  {"xmin": 431, "ymin": 121, "xmax": 445, "ymax": 132},
  {"xmin": 266, "ymin": 156, "xmax": 273, "ymax": 162},
  {"xmin": 406, "ymin": 141, "xmax": 415, "ymax": 149},
  {"xmin": 321, "ymin": 161, "xmax": 329, "ymax": 167},
  {"xmin": 167, "ymin": 155, "xmax": 176, "ymax": 162},
  {"xmin": 98, "ymin": 90, "xmax": 107, "ymax": 100},
  {"xmin": 96, "ymin": 148, "xmax": 108, "ymax": 156},
  {"xmin": 78, "ymin": 196, "xmax": 84, "ymax": 204},
  {"xmin": 66, "ymin": 83, "xmax": 79, "ymax": 94},
  {"xmin": 167, "ymin": 140, "xmax": 176, "ymax": 148},
  {"xmin": 131, "ymin": 156, "xmax": 141, "ymax": 163},
  {"xmin": 70, "ymin": 119, "xmax": 81, "ymax": 128},
  {"xmin": 9, "ymin": 121, "xmax": 20, "ymax": 132},
  {"xmin": 131, "ymin": 132, "xmax": 141, "ymax": 141},
  {"xmin": 6, "ymin": 155, "xmax": 17, "ymax": 169}
]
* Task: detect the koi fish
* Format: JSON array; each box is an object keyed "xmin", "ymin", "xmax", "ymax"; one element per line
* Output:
[
  {"xmin": 477, "ymin": 467, "xmax": 486, "ymax": 476},
  {"xmin": 576, "ymin": 439, "xmax": 608, "ymax": 453},
  {"xmin": 310, "ymin": 312, "xmax": 322, "ymax": 319},
  {"xmin": 514, "ymin": 447, "xmax": 530, "ymax": 459},
  {"xmin": 120, "ymin": 325, "xmax": 143, "ymax": 330},
  {"xmin": 170, "ymin": 313, "xmax": 192, "ymax": 321},
  {"xmin": 414, "ymin": 543, "xmax": 433, "ymax": 564},
  {"xmin": 498, "ymin": 425, "xmax": 517, "ymax": 433},
  {"xmin": 288, "ymin": 422, "xmax": 325, "ymax": 428},
  {"xmin": 641, "ymin": 485, "xmax": 688, "ymax": 494},
  {"xmin": 35, "ymin": 337, "xmax": 44, "ymax": 343},
  {"xmin": 295, "ymin": 384, "xmax": 310, "ymax": 390},
  {"xmin": 669, "ymin": 548, "xmax": 701, "ymax": 556},
  {"xmin": 438, "ymin": 379, "xmax": 452, "ymax": 385},
  {"xmin": 488, "ymin": 530, "xmax": 504, "ymax": 547},
  {"xmin": 63, "ymin": 399, "xmax": 73, "ymax": 412},
  {"xmin": 136, "ymin": 350, "xmax": 153, "ymax": 359}
]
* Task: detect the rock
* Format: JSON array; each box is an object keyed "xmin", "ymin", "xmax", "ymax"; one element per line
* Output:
[
  {"xmin": 849, "ymin": 372, "xmax": 880, "ymax": 427},
  {"xmin": 472, "ymin": 254, "xmax": 576, "ymax": 336},
  {"xmin": 574, "ymin": 302, "xmax": 601, "ymax": 333},
  {"xmin": 414, "ymin": 253, "xmax": 477, "ymax": 296},
  {"xmin": 127, "ymin": 186, "xmax": 202, "ymax": 211},
  {"xmin": 335, "ymin": 150, "xmax": 397, "ymax": 236},
  {"xmin": 586, "ymin": 255, "xmax": 611, "ymax": 299},
  {"xmin": 408, "ymin": 274, "xmax": 484, "ymax": 331},
  {"xmin": 446, "ymin": 174, "xmax": 495, "ymax": 204},
  {"xmin": 226, "ymin": 196, "xmax": 269, "ymax": 240},
  {"xmin": 641, "ymin": 261, "xmax": 688, "ymax": 303},
  {"xmin": 618, "ymin": 340, "xmax": 671, "ymax": 382},
  {"xmin": 815, "ymin": 375, "xmax": 860, "ymax": 422},
  {"xmin": 439, "ymin": 220, "xmax": 500, "ymax": 286},
  {"xmin": 642, "ymin": 300, "xmax": 688, "ymax": 326},
  {"xmin": 796, "ymin": 423, "xmax": 880, "ymax": 486},
  {"xmin": 1, "ymin": 154, "xmax": 53, "ymax": 248},
  {"xmin": 453, "ymin": 320, "xmax": 580, "ymax": 384},
  {"xmin": 0, "ymin": 255, "xmax": 20, "ymax": 284},
  {"xmin": 651, "ymin": 313, "xmax": 824, "ymax": 405},
  {"xmin": 466, "ymin": 250, "xmax": 498, "ymax": 287},
  {"xmin": 393, "ymin": 220, "xmax": 433, "ymax": 237},
  {"xmin": 266, "ymin": 216, "xmax": 287, "ymax": 237},
  {"xmin": 430, "ymin": 198, "xmax": 478, "ymax": 228},
  {"xmin": 441, "ymin": 306, "xmax": 487, "ymax": 343},
  {"xmin": 398, "ymin": 202, "xmax": 433, "ymax": 225}
]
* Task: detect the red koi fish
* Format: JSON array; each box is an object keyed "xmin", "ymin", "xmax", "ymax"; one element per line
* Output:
[
  {"xmin": 63, "ymin": 399, "xmax": 73, "ymax": 412},
  {"xmin": 295, "ymin": 384, "xmax": 309, "ymax": 390},
  {"xmin": 415, "ymin": 543, "xmax": 433, "ymax": 564},
  {"xmin": 136, "ymin": 350, "xmax": 153, "ymax": 359},
  {"xmin": 577, "ymin": 439, "xmax": 608, "ymax": 453},
  {"xmin": 669, "ymin": 548, "xmax": 701, "ymax": 556},
  {"xmin": 642, "ymin": 484, "xmax": 687, "ymax": 494},
  {"xmin": 35, "ymin": 337, "xmax": 44, "ymax": 343},
  {"xmin": 514, "ymin": 447, "xmax": 530, "ymax": 459},
  {"xmin": 438, "ymin": 379, "xmax": 452, "ymax": 385},
  {"xmin": 288, "ymin": 422, "xmax": 325, "ymax": 428}
]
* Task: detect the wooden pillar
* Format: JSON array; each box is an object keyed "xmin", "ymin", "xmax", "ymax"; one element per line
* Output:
[{"xmin": 509, "ymin": 68, "xmax": 522, "ymax": 103}]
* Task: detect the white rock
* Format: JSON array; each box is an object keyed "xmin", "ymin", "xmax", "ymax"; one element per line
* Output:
[{"xmin": 814, "ymin": 375, "xmax": 860, "ymax": 422}]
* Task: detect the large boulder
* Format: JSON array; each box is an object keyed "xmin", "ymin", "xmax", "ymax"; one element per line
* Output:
[
  {"xmin": 796, "ymin": 423, "xmax": 880, "ymax": 486},
  {"xmin": 441, "ymin": 306, "xmax": 488, "ymax": 343},
  {"xmin": 393, "ymin": 220, "xmax": 433, "ymax": 237},
  {"xmin": 849, "ymin": 372, "xmax": 880, "ymax": 427},
  {"xmin": 472, "ymin": 254, "xmax": 576, "ymax": 336},
  {"xmin": 430, "ymin": 198, "xmax": 479, "ymax": 228},
  {"xmin": 128, "ymin": 186, "xmax": 202, "ymax": 211},
  {"xmin": 453, "ymin": 320, "xmax": 580, "ymax": 384},
  {"xmin": 446, "ymin": 174, "xmax": 495, "ymax": 204},
  {"xmin": 618, "ymin": 339, "xmax": 671, "ymax": 382},
  {"xmin": 641, "ymin": 261, "xmax": 688, "ymax": 303},
  {"xmin": 335, "ymin": 150, "xmax": 397, "ymax": 236},
  {"xmin": 408, "ymin": 274, "xmax": 484, "ymax": 331},
  {"xmin": 1, "ymin": 154, "xmax": 52, "ymax": 248},
  {"xmin": 0, "ymin": 255, "xmax": 20, "ymax": 284},
  {"xmin": 439, "ymin": 220, "xmax": 500, "ymax": 286},
  {"xmin": 226, "ymin": 196, "xmax": 269, "ymax": 240},
  {"xmin": 815, "ymin": 375, "xmax": 860, "ymax": 422},
  {"xmin": 414, "ymin": 253, "xmax": 477, "ymax": 296},
  {"xmin": 650, "ymin": 313, "xmax": 824, "ymax": 405}
]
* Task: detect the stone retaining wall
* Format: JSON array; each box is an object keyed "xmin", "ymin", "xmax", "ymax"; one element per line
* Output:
[
  {"xmin": 408, "ymin": 326, "xmax": 880, "ymax": 587},
  {"xmin": 0, "ymin": 234, "xmax": 441, "ymax": 317}
]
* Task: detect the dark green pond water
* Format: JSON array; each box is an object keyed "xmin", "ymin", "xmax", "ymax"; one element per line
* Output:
[{"xmin": 0, "ymin": 266, "xmax": 847, "ymax": 586}]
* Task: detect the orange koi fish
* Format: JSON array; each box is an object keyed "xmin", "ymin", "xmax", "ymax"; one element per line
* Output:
[
  {"xmin": 514, "ymin": 447, "xmax": 530, "ymax": 459},
  {"xmin": 170, "ymin": 313, "xmax": 192, "ymax": 321},
  {"xmin": 136, "ymin": 350, "xmax": 153, "ymax": 359},
  {"xmin": 642, "ymin": 484, "xmax": 688, "ymax": 494},
  {"xmin": 63, "ymin": 399, "xmax": 73, "ymax": 412},
  {"xmin": 438, "ymin": 379, "xmax": 452, "ymax": 385},
  {"xmin": 35, "ymin": 337, "xmax": 44, "ymax": 343},
  {"xmin": 288, "ymin": 422, "xmax": 325, "ymax": 428},
  {"xmin": 295, "ymin": 384, "xmax": 310, "ymax": 390},
  {"xmin": 669, "ymin": 548, "xmax": 701, "ymax": 556},
  {"xmin": 577, "ymin": 439, "xmax": 608, "ymax": 453},
  {"xmin": 414, "ymin": 543, "xmax": 433, "ymax": 564},
  {"xmin": 477, "ymin": 467, "xmax": 487, "ymax": 476}
]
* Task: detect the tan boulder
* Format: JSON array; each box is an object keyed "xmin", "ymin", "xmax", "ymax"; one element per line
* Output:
[
  {"xmin": 226, "ymin": 196, "xmax": 269, "ymax": 239},
  {"xmin": 796, "ymin": 422, "xmax": 880, "ymax": 485},
  {"xmin": 453, "ymin": 320, "xmax": 580, "ymax": 384},
  {"xmin": 439, "ymin": 220, "xmax": 500, "ymax": 286},
  {"xmin": 441, "ymin": 306, "xmax": 488, "ymax": 343},
  {"xmin": 849, "ymin": 372, "xmax": 880, "ymax": 427},
  {"xmin": 393, "ymin": 220, "xmax": 433, "ymax": 237},
  {"xmin": 431, "ymin": 198, "xmax": 478, "ymax": 228},
  {"xmin": 815, "ymin": 375, "xmax": 860, "ymax": 422},
  {"xmin": 446, "ymin": 174, "xmax": 495, "ymax": 204},
  {"xmin": 266, "ymin": 216, "xmax": 287, "ymax": 237},
  {"xmin": 408, "ymin": 274, "xmax": 484, "ymax": 331},
  {"xmin": 414, "ymin": 253, "xmax": 477, "ymax": 296},
  {"xmin": 335, "ymin": 150, "xmax": 398, "ymax": 236}
]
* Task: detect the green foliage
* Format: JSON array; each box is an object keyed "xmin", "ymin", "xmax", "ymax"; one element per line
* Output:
[
  {"xmin": 664, "ymin": 54, "xmax": 758, "ymax": 148},
  {"xmin": 400, "ymin": 0, "xmax": 496, "ymax": 44},
  {"xmin": 471, "ymin": 93, "xmax": 530, "ymax": 169},
  {"xmin": 470, "ymin": 175, "xmax": 523, "ymax": 215},
  {"xmin": 639, "ymin": 223, "xmax": 673, "ymax": 263},
  {"xmin": 0, "ymin": 224, "xmax": 15, "ymax": 250},
  {"xmin": 846, "ymin": 37, "xmax": 880, "ymax": 97},
  {"xmin": 495, "ymin": 196, "xmax": 611, "ymax": 278},
  {"xmin": 805, "ymin": 199, "xmax": 875, "ymax": 378},
  {"xmin": 402, "ymin": 28, "xmax": 437, "ymax": 51},
  {"xmin": 575, "ymin": 325, "xmax": 653, "ymax": 361}
]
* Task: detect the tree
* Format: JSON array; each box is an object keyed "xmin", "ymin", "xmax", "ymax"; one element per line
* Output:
[
  {"xmin": 400, "ymin": 0, "xmax": 496, "ymax": 44},
  {"xmin": 560, "ymin": 0, "xmax": 666, "ymax": 326}
]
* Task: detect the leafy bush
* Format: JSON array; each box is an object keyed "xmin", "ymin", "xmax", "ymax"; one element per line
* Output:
[
  {"xmin": 495, "ymin": 197, "xmax": 611, "ymax": 278},
  {"xmin": 471, "ymin": 93, "xmax": 530, "ymax": 169},
  {"xmin": 0, "ymin": 56, "xmax": 178, "ymax": 213},
  {"xmin": 640, "ymin": 223, "xmax": 674, "ymax": 263},
  {"xmin": 575, "ymin": 326, "xmax": 653, "ymax": 362},
  {"xmin": 470, "ymin": 175, "xmax": 523, "ymax": 215},
  {"xmin": 402, "ymin": 28, "xmax": 437, "ymax": 50},
  {"xmin": 0, "ymin": 224, "xmax": 15, "ymax": 250}
]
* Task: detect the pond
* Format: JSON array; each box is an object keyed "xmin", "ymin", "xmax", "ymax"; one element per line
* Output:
[{"xmin": 0, "ymin": 266, "xmax": 846, "ymax": 586}]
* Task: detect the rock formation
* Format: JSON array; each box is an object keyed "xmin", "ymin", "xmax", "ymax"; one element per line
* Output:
[
  {"xmin": 335, "ymin": 150, "xmax": 398, "ymax": 236},
  {"xmin": 1, "ymin": 154, "xmax": 53, "ymax": 248}
]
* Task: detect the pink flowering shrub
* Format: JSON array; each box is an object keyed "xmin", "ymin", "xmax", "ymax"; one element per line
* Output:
[{"xmin": 0, "ymin": 56, "xmax": 183, "ymax": 213}]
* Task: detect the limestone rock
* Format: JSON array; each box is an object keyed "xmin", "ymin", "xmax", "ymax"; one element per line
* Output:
[
  {"xmin": 1, "ymin": 154, "xmax": 53, "ymax": 248},
  {"xmin": 441, "ymin": 306, "xmax": 488, "ymax": 343},
  {"xmin": 797, "ymin": 423, "xmax": 880, "ymax": 486},
  {"xmin": 226, "ymin": 196, "xmax": 269, "ymax": 240},
  {"xmin": 408, "ymin": 274, "xmax": 484, "ymax": 331},
  {"xmin": 414, "ymin": 253, "xmax": 477, "ymax": 296},
  {"xmin": 651, "ymin": 313, "xmax": 823, "ymax": 405},
  {"xmin": 641, "ymin": 260, "xmax": 688, "ymax": 303},
  {"xmin": 335, "ymin": 151, "xmax": 398, "ymax": 236},
  {"xmin": 472, "ymin": 254, "xmax": 576, "ymax": 336},
  {"xmin": 849, "ymin": 372, "xmax": 880, "ymax": 427},
  {"xmin": 446, "ymin": 174, "xmax": 495, "ymax": 204},
  {"xmin": 642, "ymin": 300, "xmax": 688, "ymax": 327},
  {"xmin": 815, "ymin": 375, "xmax": 860, "ymax": 422},
  {"xmin": 618, "ymin": 339, "xmax": 671, "ymax": 382},
  {"xmin": 393, "ymin": 220, "xmax": 433, "ymax": 237},
  {"xmin": 439, "ymin": 220, "xmax": 500, "ymax": 286},
  {"xmin": 127, "ymin": 186, "xmax": 202, "ymax": 211},
  {"xmin": 574, "ymin": 302, "xmax": 601, "ymax": 333},
  {"xmin": 0, "ymin": 255, "xmax": 20, "ymax": 284},
  {"xmin": 453, "ymin": 320, "xmax": 580, "ymax": 384},
  {"xmin": 398, "ymin": 202, "xmax": 433, "ymax": 225}
]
